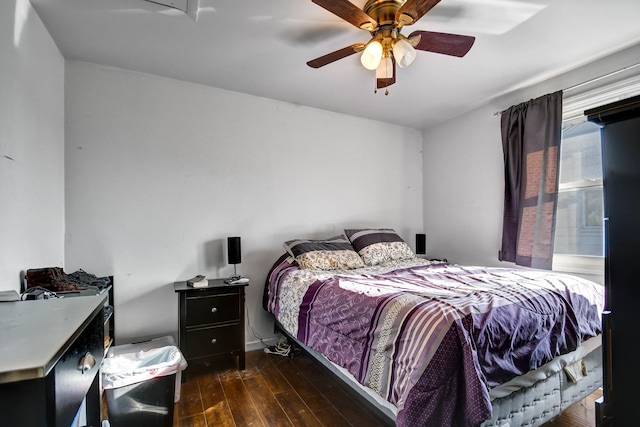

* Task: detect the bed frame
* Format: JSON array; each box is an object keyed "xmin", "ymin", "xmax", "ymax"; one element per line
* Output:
[
  {"xmin": 275, "ymin": 320, "xmax": 396, "ymax": 426},
  {"xmin": 275, "ymin": 320, "xmax": 602, "ymax": 427}
]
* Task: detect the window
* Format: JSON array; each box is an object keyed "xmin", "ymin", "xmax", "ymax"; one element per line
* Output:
[
  {"xmin": 554, "ymin": 120, "xmax": 603, "ymax": 257},
  {"xmin": 552, "ymin": 73, "xmax": 640, "ymax": 275}
]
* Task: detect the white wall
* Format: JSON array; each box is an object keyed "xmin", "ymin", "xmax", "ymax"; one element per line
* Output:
[
  {"xmin": 0, "ymin": 0, "xmax": 65, "ymax": 291},
  {"xmin": 421, "ymin": 107, "xmax": 504, "ymax": 267},
  {"xmin": 64, "ymin": 61, "xmax": 423, "ymax": 345},
  {"xmin": 422, "ymin": 43, "xmax": 640, "ymax": 284}
]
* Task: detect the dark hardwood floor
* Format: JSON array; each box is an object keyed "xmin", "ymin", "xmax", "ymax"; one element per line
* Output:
[{"xmin": 172, "ymin": 349, "xmax": 601, "ymax": 427}]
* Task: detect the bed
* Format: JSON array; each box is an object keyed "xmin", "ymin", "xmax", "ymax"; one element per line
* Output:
[{"xmin": 262, "ymin": 230, "xmax": 604, "ymax": 427}]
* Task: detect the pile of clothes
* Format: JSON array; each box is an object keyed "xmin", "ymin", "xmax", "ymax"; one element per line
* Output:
[{"xmin": 25, "ymin": 267, "xmax": 111, "ymax": 294}]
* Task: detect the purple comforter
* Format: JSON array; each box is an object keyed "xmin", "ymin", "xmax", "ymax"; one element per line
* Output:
[{"xmin": 264, "ymin": 257, "xmax": 603, "ymax": 427}]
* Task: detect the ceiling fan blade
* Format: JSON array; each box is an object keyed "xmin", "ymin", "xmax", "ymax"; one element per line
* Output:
[
  {"xmin": 396, "ymin": 0, "xmax": 442, "ymax": 26},
  {"xmin": 409, "ymin": 30, "xmax": 475, "ymax": 57},
  {"xmin": 307, "ymin": 43, "xmax": 365, "ymax": 68},
  {"xmin": 376, "ymin": 58, "xmax": 396, "ymax": 89},
  {"xmin": 312, "ymin": 0, "xmax": 377, "ymax": 30}
]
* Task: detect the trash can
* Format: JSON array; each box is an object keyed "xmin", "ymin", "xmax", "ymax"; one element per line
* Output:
[
  {"xmin": 102, "ymin": 343, "xmax": 184, "ymax": 427},
  {"xmin": 106, "ymin": 336, "xmax": 187, "ymax": 403}
]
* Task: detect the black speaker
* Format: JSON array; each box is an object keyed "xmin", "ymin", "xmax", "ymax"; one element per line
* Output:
[
  {"xmin": 416, "ymin": 233, "xmax": 426, "ymax": 255},
  {"xmin": 227, "ymin": 237, "xmax": 242, "ymax": 265}
]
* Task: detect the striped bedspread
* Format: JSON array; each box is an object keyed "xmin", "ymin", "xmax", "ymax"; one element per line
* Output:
[{"xmin": 264, "ymin": 257, "xmax": 604, "ymax": 427}]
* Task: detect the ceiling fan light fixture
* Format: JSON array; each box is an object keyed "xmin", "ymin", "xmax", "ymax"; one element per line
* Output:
[
  {"xmin": 392, "ymin": 38, "xmax": 416, "ymax": 68},
  {"xmin": 360, "ymin": 40, "xmax": 383, "ymax": 70},
  {"xmin": 306, "ymin": 0, "xmax": 477, "ymax": 90},
  {"xmin": 375, "ymin": 55, "xmax": 393, "ymax": 80}
]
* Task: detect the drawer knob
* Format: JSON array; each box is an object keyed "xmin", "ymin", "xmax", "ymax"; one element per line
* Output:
[
  {"xmin": 211, "ymin": 307, "xmax": 218, "ymax": 313},
  {"xmin": 78, "ymin": 352, "xmax": 96, "ymax": 374},
  {"xmin": 211, "ymin": 338, "xmax": 217, "ymax": 344}
]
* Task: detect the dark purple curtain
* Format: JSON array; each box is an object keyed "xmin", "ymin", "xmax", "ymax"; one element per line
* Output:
[{"xmin": 499, "ymin": 91, "xmax": 562, "ymax": 270}]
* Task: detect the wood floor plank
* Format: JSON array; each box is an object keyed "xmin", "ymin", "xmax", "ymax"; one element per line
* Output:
[
  {"xmin": 221, "ymin": 375, "xmax": 265, "ymax": 426},
  {"xmin": 218, "ymin": 366, "xmax": 242, "ymax": 382},
  {"xmin": 320, "ymin": 383, "xmax": 378, "ymax": 425},
  {"xmin": 276, "ymin": 358, "xmax": 332, "ymax": 412},
  {"xmin": 296, "ymin": 357, "xmax": 341, "ymax": 393},
  {"xmin": 239, "ymin": 353, "xmax": 265, "ymax": 380},
  {"xmin": 244, "ymin": 375, "xmax": 294, "ymax": 427},
  {"xmin": 204, "ymin": 401, "xmax": 236, "ymax": 426},
  {"xmin": 258, "ymin": 356, "xmax": 295, "ymax": 394},
  {"xmin": 350, "ymin": 409, "xmax": 389, "ymax": 427},
  {"xmin": 274, "ymin": 389, "xmax": 323, "ymax": 427},
  {"xmin": 308, "ymin": 368, "xmax": 394, "ymax": 427},
  {"xmin": 174, "ymin": 376, "xmax": 203, "ymax": 420},
  {"xmin": 244, "ymin": 349, "xmax": 273, "ymax": 372},
  {"xmin": 197, "ymin": 371, "xmax": 226, "ymax": 412},
  {"xmin": 312, "ymin": 404, "xmax": 353, "ymax": 426},
  {"xmin": 174, "ymin": 413, "xmax": 208, "ymax": 427}
]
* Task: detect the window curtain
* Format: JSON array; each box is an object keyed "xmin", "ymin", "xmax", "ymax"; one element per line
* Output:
[{"xmin": 499, "ymin": 91, "xmax": 563, "ymax": 270}]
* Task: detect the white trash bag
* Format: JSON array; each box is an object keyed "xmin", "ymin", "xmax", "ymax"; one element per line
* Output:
[{"xmin": 102, "ymin": 345, "xmax": 182, "ymax": 390}]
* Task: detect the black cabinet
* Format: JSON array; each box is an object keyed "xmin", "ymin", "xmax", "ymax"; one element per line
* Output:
[
  {"xmin": 0, "ymin": 295, "xmax": 106, "ymax": 426},
  {"xmin": 587, "ymin": 95, "xmax": 640, "ymax": 427},
  {"xmin": 174, "ymin": 279, "xmax": 248, "ymax": 378}
]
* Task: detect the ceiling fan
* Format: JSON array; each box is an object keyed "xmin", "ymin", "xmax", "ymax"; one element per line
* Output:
[{"xmin": 307, "ymin": 0, "xmax": 475, "ymax": 93}]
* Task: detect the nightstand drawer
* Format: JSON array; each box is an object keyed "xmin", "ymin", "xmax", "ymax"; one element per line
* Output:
[
  {"xmin": 185, "ymin": 324, "xmax": 242, "ymax": 358},
  {"xmin": 186, "ymin": 293, "xmax": 239, "ymax": 326}
]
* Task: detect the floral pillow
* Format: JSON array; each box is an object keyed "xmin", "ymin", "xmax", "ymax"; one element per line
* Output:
[
  {"xmin": 283, "ymin": 236, "xmax": 364, "ymax": 270},
  {"xmin": 344, "ymin": 228, "xmax": 415, "ymax": 266}
]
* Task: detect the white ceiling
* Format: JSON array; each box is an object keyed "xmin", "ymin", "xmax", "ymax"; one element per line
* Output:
[{"xmin": 30, "ymin": 0, "xmax": 640, "ymax": 130}]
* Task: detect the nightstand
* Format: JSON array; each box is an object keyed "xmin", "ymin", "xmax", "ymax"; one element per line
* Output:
[
  {"xmin": 417, "ymin": 255, "xmax": 448, "ymax": 262},
  {"xmin": 174, "ymin": 279, "xmax": 248, "ymax": 378}
]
